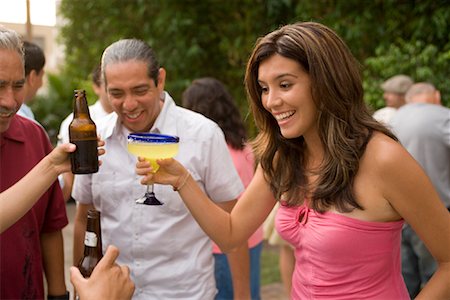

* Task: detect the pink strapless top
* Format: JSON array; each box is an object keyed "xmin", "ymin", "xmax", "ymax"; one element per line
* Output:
[{"xmin": 275, "ymin": 203, "xmax": 409, "ymax": 300}]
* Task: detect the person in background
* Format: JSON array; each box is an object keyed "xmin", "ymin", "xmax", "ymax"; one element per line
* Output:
[
  {"xmin": 0, "ymin": 25, "xmax": 68, "ymax": 300},
  {"xmin": 182, "ymin": 77, "xmax": 263, "ymax": 300},
  {"xmin": 390, "ymin": 82, "xmax": 450, "ymax": 298},
  {"xmin": 17, "ymin": 40, "xmax": 46, "ymax": 120},
  {"xmin": 72, "ymin": 39, "xmax": 250, "ymax": 299},
  {"xmin": 0, "ymin": 124, "xmax": 132, "ymax": 300},
  {"xmin": 372, "ymin": 74, "xmax": 413, "ymax": 125},
  {"xmin": 58, "ymin": 64, "xmax": 113, "ymax": 201},
  {"xmin": 136, "ymin": 22, "xmax": 450, "ymax": 299}
]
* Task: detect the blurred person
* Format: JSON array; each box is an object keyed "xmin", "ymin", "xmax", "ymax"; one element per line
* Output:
[
  {"xmin": 17, "ymin": 40, "xmax": 46, "ymax": 120},
  {"xmin": 182, "ymin": 77, "xmax": 263, "ymax": 299},
  {"xmin": 372, "ymin": 74, "xmax": 413, "ymax": 125},
  {"xmin": 391, "ymin": 82, "xmax": 450, "ymax": 298},
  {"xmin": 72, "ymin": 39, "xmax": 249, "ymax": 299},
  {"xmin": 0, "ymin": 25, "xmax": 68, "ymax": 300},
  {"xmin": 58, "ymin": 64, "xmax": 113, "ymax": 201},
  {"xmin": 136, "ymin": 22, "xmax": 450, "ymax": 299}
]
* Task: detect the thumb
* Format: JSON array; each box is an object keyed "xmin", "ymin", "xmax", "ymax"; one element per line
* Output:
[
  {"xmin": 70, "ymin": 266, "xmax": 86, "ymax": 287},
  {"xmin": 156, "ymin": 157, "xmax": 175, "ymax": 167},
  {"xmin": 62, "ymin": 143, "xmax": 77, "ymax": 153}
]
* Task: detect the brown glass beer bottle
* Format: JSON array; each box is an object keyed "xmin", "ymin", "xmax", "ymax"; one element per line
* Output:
[
  {"xmin": 78, "ymin": 209, "xmax": 103, "ymax": 278},
  {"xmin": 69, "ymin": 89, "xmax": 99, "ymax": 174}
]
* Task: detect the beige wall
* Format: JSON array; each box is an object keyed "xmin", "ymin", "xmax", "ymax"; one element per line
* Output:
[
  {"xmin": 0, "ymin": 21, "xmax": 64, "ymax": 95},
  {"xmin": 0, "ymin": 21, "xmax": 64, "ymax": 74}
]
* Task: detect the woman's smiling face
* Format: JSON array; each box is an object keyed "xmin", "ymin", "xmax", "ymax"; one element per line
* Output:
[{"xmin": 258, "ymin": 54, "xmax": 319, "ymax": 140}]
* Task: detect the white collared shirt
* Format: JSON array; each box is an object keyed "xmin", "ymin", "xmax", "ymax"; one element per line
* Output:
[{"xmin": 72, "ymin": 92, "xmax": 244, "ymax": 299}]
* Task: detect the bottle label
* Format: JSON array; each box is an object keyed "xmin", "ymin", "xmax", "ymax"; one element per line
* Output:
[{"xmin": 84, "ymin": 231, "xmax": 98, "ymax": 247}]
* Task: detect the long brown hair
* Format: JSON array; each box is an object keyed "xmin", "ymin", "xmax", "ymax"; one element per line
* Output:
[
  {"xmin": 245, "ymin": 22, "xmax": 397, "ymax": 212},
  {"xmin": 182, "ymin": 77, "xmax": 247, "ymax": 150}
]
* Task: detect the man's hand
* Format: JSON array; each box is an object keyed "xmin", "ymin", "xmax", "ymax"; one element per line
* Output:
[{"xmin": 70, "ymin": 245, "xmax": 135, "ymax": 300}]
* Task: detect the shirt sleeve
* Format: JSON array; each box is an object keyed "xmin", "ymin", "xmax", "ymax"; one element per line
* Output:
[
  {"xmin": 203, "ymin": 125, "xmax": 244, "ymax": 203},
  {"xmin": 72, "ymin": 174, "xmax": 94, "ymax": 204}
]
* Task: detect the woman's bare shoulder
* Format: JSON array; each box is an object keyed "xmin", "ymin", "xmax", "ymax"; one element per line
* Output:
[{"xmin": 363, "ymin": 132, "xmax": 411, "ymax": 170}]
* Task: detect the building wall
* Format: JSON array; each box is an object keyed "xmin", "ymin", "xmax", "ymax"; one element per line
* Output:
[{"xmin": 0, "ymin": 21, "xmax": 64, "ymax": 74}]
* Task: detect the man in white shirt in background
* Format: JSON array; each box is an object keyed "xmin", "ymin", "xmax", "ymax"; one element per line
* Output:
[{"xmin": 57, "ymin": 64, "xmax": 113, "ymax": 201}]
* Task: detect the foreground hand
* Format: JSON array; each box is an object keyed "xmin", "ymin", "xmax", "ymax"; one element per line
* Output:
[
  {"xmin": 135, "ymin": 157, "xmax": 187, "ymax": 187},
  {"xmin": 70, "ymin": 245, "xmax": 135, "ymax": 300}
]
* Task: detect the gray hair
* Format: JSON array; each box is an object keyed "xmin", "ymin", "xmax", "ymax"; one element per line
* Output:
[
  {"xmin": 0, "ymin": 25, "xmax": 24, "ymax": 65},
  {"xmin": 101, "ymin": 39, "xmax": 160, "ymax": 86}
]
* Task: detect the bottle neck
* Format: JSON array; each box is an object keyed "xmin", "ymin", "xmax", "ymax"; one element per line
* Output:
[
  {"xmin": 73, "ymin": 91, "xmax": 91, "ymax": 118},
  {"xmin": 84, "ymin": 213, "xmax": 101, "ymax": 256}
]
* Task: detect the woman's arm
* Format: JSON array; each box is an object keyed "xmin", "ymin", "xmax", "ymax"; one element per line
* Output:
[
  {"xmin": 0, "ymin": 143, "xmax": 75, "ymax": 233},
  {"xmin": 137, "ymin": 157, "xmax": 277, "ymax": 251},
  {"xmin": 0, "ymin": 139, "xmax": 105, "ymax": 234},
  {"xmin": 380, "ymin": 142, "xmax": 450, "ymax": 300}
]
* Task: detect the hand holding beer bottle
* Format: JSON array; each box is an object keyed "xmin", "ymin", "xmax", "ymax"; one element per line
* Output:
[{"xmin": 78, "ymin": 209, "xmax": 103, "ymax": 278}]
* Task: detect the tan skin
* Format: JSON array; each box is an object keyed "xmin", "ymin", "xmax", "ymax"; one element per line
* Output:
[
  {"xmin": 137, "ymin": 54, "xmax": 450, "ymax": 299},
  {"xmin": 73, "ymin": 59, "xmax": 250, "ymax": 299},
  {"xmin": 70, "ymin": 245, "xmax": 135, "ymax": 300}
]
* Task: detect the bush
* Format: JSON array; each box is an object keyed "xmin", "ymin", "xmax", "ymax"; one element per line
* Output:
[
  {"xmin": 363, "ymin": 40, "xmax": 450, "ymax": 111},
  {"xmin": 31, "ymin": 72, "xmax": 96, "ymax": 145}
]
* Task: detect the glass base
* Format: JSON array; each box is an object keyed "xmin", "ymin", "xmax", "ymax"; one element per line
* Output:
[{"xmin": 136, "ymin": 192, "xmax": 163, "ymax": 205}]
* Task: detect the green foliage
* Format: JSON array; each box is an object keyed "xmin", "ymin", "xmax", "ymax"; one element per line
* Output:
[
  {"xmin": 31, "ymin": 72, "xmax": 96, "ymax": 144},
  {"xmin": 261, "ymin": 243, "xmax": 282, "ymax": 285},
  {"xmin": 364, "ymin": 41, "xmax": 450, "ymax": 110},
  {"xmin": 34, "ymin": 0, "xmax": 449, "ymax": 142}
]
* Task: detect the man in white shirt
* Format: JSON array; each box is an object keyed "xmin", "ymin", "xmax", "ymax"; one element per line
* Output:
[
  {"xmin": 373, "ymin": 74, "xmax": 413, "ymax": 125},
  {"xmin": 57, "ymin": 65, "xmax": 113, "ymax": 201},
  {"xmin": 72, "ymin": 39, "xmax": 250, "ymax": 299}
]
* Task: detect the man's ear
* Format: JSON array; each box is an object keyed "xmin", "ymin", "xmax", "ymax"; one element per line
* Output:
[
  {"xmin": 27, "ymin": 70, "xmax": 37, "ymax": 85},
  {"xmin": 157, "ymin": 68, "xmax": 166, "ymax": 91}
]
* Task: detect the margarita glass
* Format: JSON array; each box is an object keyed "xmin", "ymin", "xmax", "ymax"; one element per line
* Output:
[{"xmin": 127, "ymin": 133, "xmax": 180, "ymax": 205}]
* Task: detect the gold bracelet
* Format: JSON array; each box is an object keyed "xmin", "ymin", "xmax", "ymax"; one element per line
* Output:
[{"xmin": 173, "ymin": 172, "xmax": 190, "ymax": 191}]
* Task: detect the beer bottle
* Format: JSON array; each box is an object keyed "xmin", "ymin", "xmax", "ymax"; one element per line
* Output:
[
  {"xmin": 78, "ymin": 209, "xmax": 103, "ymax": 278},
  {"xmin": 69, "ymin": 89, "xmax": 99, "ymax": 174}
]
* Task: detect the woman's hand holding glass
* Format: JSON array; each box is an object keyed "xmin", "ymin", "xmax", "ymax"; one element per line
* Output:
[{"xmin": 135, "ymin": 157, "xmax": 189, "ymax": 191}]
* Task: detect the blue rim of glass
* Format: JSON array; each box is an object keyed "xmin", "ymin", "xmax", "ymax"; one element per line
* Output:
[{"xmin": 127, "ymin": 133, "xmax": 179, "ymax": 143}]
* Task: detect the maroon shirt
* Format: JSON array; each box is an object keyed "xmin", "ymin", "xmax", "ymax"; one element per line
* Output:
[{"xmin": 0, "ymin": 115, "xmax": 68, "ymax": 300}]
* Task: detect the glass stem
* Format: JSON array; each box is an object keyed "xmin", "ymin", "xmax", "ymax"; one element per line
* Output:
[{"xmin": 149, "ymin": 184, "xmax": 154, "ymax": 194}]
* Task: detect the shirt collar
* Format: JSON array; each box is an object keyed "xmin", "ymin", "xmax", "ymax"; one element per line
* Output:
[{"xmin": 150, "ymin": 91, "xmax": 178, "ymax": 137}]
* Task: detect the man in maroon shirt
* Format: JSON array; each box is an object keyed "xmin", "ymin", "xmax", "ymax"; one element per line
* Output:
[{"xmin": 0, "ymin": 25, "xmax": 69, "ymax": 299}]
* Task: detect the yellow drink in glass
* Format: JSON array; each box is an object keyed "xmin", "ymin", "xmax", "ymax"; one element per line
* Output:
[
  {"xmin": 127, "ymin": 142, "xmax": 179, "ymax": 172},
  {"xmin": 127, "ymin": 132, "xmax": 180, "ymax": 205}
]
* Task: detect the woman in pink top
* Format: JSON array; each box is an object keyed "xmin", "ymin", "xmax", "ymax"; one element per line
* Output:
[
  {"xmin": 137, "ymin": 22, "xmax": 450, "ymax": 299},
  {"xmin": 182, "ymin": 77, "xmax": 264, "ymax": 299}
]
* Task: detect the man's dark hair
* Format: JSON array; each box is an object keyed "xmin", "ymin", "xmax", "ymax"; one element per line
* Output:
[{"xmin": 23, "ymin": 41, "xmax": 45, "ymax": 76}]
